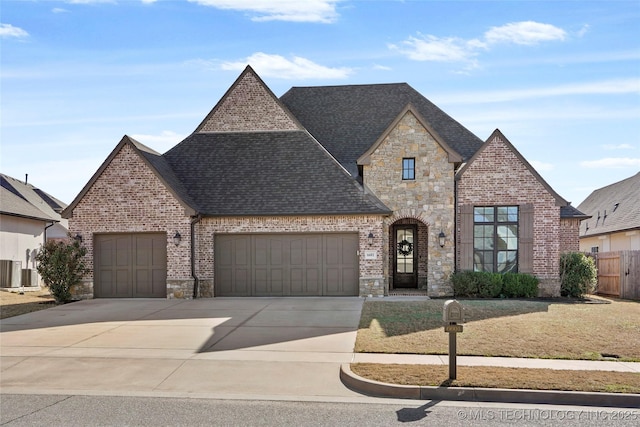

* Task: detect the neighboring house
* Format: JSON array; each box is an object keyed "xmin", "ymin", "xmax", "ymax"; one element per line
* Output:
[
  {"xmin": 578, "ymin": 172, "xmax": 640, "ymax": 252},
  {"xmin": 0, "ymin": 173, "xmax": 69, "ymax": 287},
  {"xmin": 62, "ymin": 66, "xmax": 586, "ymax": 299}
]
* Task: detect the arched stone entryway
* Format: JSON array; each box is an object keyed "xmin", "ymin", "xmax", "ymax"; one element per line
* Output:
[{"xmin": 389, "ymin": 218, "xmax": 429, "ymax": 290}]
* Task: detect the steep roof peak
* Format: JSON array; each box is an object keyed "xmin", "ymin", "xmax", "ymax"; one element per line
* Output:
[{"xmin": 194, "ymin": 65, "xmax": 303, "ymax": 133}]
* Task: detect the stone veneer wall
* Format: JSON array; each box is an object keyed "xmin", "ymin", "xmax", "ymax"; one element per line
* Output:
[
  {"xmin": 362, "ymin": 111, "xmax": 456, "ymax": 296},
  {"xmin": 456, "ymin": 134, "xmax": 562, "ymax": 297},
  {"xmin": 68, "ymin": 143, "xmax": 193, "ymax": 299},
  {"xmin": 195, "ymin": 215, "xmax": 387, "ymax": 297}
]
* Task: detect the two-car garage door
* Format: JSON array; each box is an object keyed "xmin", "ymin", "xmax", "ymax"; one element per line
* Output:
[
  {"xmin": 94, "ymin": 233, "xmax": 167, "ymax": 298},
  {"xmin": 215, "ymin": 233, "xmax": 359, "ymax": 296}
]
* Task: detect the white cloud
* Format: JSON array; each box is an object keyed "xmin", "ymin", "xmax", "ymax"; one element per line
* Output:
[
  {"xmin": 576, "ymin": 24, "xmax": 590, "ymax": 38},
  {"xmin": 393, "ymin": 21, "xmax": 566, "ymax": 65},
  {"xmin": 389, "ymin": 34, "xmax": 483, "ymax": 64},
  {"xmin": 52, "ymin": 8, "xmax": 70, "ymax": 13},
  {"xmin": 529, "ymin": 160, "xmax": 554, "ymax": 172},
  {"xmin": 580, "ymin": 158, "xmax": 640, "ymax": 168},
  {"xmin": 221, "ymin": 53, "xmax": 352, "ymax": 79},
  {"xmin": 484, "ymin": 21, "xmax": 566, "ymax": 46},
  {"xmin": 188, "ymin": 0, "xmax": 341, "ymax": 23},
  {"xmin": 0, "ymin": 23, "xmax": 29, "ymax": 39},
  {"xmin": 602, "ymin": 143, "xmax": 636, "ymax": 150}
]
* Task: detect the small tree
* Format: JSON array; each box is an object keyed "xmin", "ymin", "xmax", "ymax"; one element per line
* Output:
[
  {"xmin": 36, "ymin": 238, "xmax": 88, "ymax": 303},
  {"xmin": 559, "ymin": 252, "xmax": 597, "ymax": 298}
]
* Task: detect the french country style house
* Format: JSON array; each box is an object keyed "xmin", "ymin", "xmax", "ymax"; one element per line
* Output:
[{"xmin": 62, "ymin": 66, "xmax": 586, "ymax": 299}]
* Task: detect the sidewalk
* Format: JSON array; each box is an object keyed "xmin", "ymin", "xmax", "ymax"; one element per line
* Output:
[
  {"xmin": 342, "ymin": 353, "xmax": 640, "ymax": 408},
  {"xmin": 352, "ymin": 353, "xmax": 640, "ymax": 372}
]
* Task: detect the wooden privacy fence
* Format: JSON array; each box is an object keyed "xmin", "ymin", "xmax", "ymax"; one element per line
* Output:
[{"xmin": 594, "ymin": 251, "xmax": 640, "ymax": 300}]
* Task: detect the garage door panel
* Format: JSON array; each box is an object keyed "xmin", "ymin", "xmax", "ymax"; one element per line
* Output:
[
  {"xmin": 94, "ymin": 233, "xmax": 166, "ymax": 298},
  {"xmin": 215, "ymin": 233, "xmax": 358, "ymax": 297}
]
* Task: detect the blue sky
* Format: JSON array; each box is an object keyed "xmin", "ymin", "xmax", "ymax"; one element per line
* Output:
[{"xmin": 2, "ymin": 0, "xmax": 639, "ymax": 208}]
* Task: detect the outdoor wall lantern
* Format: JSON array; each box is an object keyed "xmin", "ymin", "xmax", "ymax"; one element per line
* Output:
[
  {"xmin": 368, "ymin": 232, "xmax": 374, "ymax": 246},
  {"xmin": 438, "ymin": 231, "xmax": 446, "ymax": 248},
  {"xmin": 74, "ymin": 233, "xmax": 83, "ymax": 242},
  {"xmin": 173, "ymin": 232, "xmax": 182, "ymax": 246}
]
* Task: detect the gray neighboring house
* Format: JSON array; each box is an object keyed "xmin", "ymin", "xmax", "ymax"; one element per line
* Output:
[
  {"xmin": 0, "ymin": 173, "xmax": 69, "ymax": 287},
  {"xmin": 578, "ymin": 172, "xmax": 640, "ymax": 252}
]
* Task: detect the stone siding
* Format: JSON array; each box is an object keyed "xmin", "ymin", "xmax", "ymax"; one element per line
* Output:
[
  {"xmin": 68, "ymin": 143, "xmax": 193, "ymax": 299},
  {"xmin": 362, "ymin": 110, "xmax": 456, "ymax": 296},
  {"xmin": 456, "ymin": 134, "xmax": 561, "ymax": 297}
]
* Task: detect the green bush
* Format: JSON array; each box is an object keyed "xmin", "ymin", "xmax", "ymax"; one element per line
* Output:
[
  {"xmin": 476, "ymin": 272, "xmax": 503, "ymax": 298},
  {"xmin": 451, "ymin": 271, "xmax": 477, "ymax": 297},
  {"xmin": 560, "ymin": 252, "xmax": 597, "ymax": 298},
  {"xmin": 452, "ymin": 271, "xmax": 538, "ymax": 298},
  {"xmin": 35, "ymin": 238, "xmax": 88, "ymax": 304},
  {"xmin": 503, "ymin": 272, "xmax": 539, "ymax": 298}
]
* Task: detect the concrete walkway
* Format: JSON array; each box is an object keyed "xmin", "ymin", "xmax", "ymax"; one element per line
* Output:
[{"xmin": 1, "ymin": 298, "xmax": 638, "ymax": 404}]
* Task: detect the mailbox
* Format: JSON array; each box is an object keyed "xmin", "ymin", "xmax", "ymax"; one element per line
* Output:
[{"xmin": 443, "ymin": 299, "xmax": 464, "ymax": 324}]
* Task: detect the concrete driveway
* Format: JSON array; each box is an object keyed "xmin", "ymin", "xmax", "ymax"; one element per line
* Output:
[{"xmin": 0, "ymin": 297, "xmax": 367, "ymax": 400}]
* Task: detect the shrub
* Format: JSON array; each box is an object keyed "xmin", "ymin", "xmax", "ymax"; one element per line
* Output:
[
  {"xmin": 560, "ymin": 252, "xmax": 597, "ymax": 298},
  {"xmin": 502, "ymin": 272, "xmax": 539, "ymax": 298},
  {"xmin": 477, "ymin": 272, "xmax": 503, "ymax": 298},
  {"xmin": 35, "ymin": 238, "xmax": 88, "ymax": 304},
  {"xmin": 451, "ymin": 271, "xmax": 536, "ymax": 298},
  {"xmin": 451, "ymin": 271, "xmax": 477, "ymax": 297}
]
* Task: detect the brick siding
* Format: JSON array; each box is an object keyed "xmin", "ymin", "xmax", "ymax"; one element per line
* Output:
[
  {"xmin": 198, "ymin": 71, "xmax": 300, "ymax": 132},
  {"xmin": 457, "ymin": 134, "xmax": 562, "ymax": 296},
  {"xmin": 68, "ymin": 143, "xmax": 193, "ymax": 298}
]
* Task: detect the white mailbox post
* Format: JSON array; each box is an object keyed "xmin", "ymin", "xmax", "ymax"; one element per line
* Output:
[{"xmin": 443, "ymin": 300, "xmax": 465, "ymax": 380}]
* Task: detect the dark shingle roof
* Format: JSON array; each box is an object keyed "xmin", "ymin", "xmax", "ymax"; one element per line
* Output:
[
  {"xmin": 280, "ymin": 83, "xmax": 483, "ymax": 176},
  {"xmin": 577, "ymin": 172, "xmax": 640, "ymax": 237},
  {"xmin": 163, "ymin": 131, "xmax": 390, "ymax": 216},
  {"xmin": 0, "ymin": 173, "xmax": 64, "ymax": 222},
  {"xmin": 560, "ymin": 204, "xmax": 590, "ymax": 219}
]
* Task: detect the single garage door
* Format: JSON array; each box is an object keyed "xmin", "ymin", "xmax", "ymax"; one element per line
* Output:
[
  {"xmin": 94, "ymin": 233, "xmax": 167, "ymax": 298},
  {"xmin": 215, "ymin": 233, "xmax": 358, "ymax": 296}
]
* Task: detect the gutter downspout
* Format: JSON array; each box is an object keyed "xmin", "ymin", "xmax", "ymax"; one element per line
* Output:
[
  {"xmin": 44, "ymin": 221, "xmax": 57, "ymax": 244},
  {"xmin": 191, "ymin": 214, "xmax": 202, "ymax": 299},
  {"xmin": 453, "ymin": 173, "xmax": 458, "ymax": 273}
]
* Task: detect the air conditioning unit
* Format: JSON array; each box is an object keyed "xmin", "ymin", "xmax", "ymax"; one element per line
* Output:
[
  {"xmin": 22, "ymin": 269, "xmax": 38, "ymax": 287},
  {"xmin": 0, "ymin": 260, "xmax": 22, "ymax": 287}
]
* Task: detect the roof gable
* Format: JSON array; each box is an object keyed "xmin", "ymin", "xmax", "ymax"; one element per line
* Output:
[
  {"xmin": 280, "ymin": 83, "xmax": 483, "ymax": 176},
  {"xmin": 456, "ymin": 129, "xmax": 569, "ymax": 207},
  {"xmin": 195, "ymin": 65, "xmax": 302, "ymax": 133},
  {"xmin": 577, "ymin": 172, "xmax": 640, "ymax": 236},
  {"xmin": 62, "ymin": 136, "xmax": 197, "ymax": 218},
  {"xmin": 357, "ymin": 104, "xmax": 462, "ymax": 165}
]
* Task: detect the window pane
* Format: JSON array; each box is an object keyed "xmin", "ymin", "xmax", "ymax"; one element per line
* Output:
[
  {"xmin": 402, "ymin": 158, "xmax": 415, "ymax": 180},
  {"xmin": 497, "ymin": 251, "xmax": 517, "ymax": 273},
  {"xmin": 474, "ymin": 207, "xmax": 494, "ymax": 223},
  {"xmin": 498, "ymin": 206, "xmax": 518, "ymax": 222}
]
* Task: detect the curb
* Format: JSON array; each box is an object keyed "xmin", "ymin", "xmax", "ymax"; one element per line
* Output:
[{"xmin": 340, "ymin": 364, "xmax": 640, "ymax": 408}]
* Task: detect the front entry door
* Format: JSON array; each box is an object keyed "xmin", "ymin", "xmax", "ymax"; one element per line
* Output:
[{"xmin": 393, "ymin": 225, "xmax": 417, "ymax": 288}]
